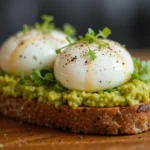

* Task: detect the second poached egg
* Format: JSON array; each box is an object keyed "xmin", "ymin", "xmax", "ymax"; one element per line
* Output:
[{"xmin": 0, "ymin": 30, "xmax": 70, "ymax": 76}]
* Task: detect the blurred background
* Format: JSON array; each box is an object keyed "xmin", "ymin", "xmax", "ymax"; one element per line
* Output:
[{"xmin": 0, "ymin": 0, "xmax": 150, "ymax": 51}]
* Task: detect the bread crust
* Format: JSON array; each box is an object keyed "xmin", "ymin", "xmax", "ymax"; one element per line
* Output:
[{"xmin": 0, "ymin": 94, "xmax": 150, "ymax": 135}]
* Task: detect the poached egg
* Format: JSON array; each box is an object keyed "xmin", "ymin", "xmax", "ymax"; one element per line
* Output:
[
  {"xmin": 54, "ymin": 39, "xmax": 134, "ymax": 92},
  {"xmin": 0, "ymin": 29, "xmax": 70, "ymax": 76}
]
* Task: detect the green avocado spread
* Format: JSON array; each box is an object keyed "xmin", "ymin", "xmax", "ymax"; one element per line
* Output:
[
  {"xmin": 0, "ymin": 58, "xmax": 150, "ymax": 108},
  {"xmin": 0, "ymin": 74, "xmax": 149, "ymax": 108}
]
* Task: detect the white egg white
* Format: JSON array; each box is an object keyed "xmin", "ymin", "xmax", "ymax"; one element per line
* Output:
[
  {"xmin": 0, "ymin": 30, "xmax": 70, "ymax": 76},
  {"xmin": 54, "ymin": 40, "xmax": 134, "ymax": 92}
]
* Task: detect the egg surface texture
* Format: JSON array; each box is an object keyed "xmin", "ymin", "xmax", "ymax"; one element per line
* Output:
[
  {"xmin": 54, "ymin": 40, "xmax": 134, "ymax": 92},
  {"xmin": 0, "ymin": 30, "xmax": 69, "ymax": 76}
]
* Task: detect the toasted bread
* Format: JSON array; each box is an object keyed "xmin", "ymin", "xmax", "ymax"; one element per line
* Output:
[{"xmin": 0, "ymin": 94, "xmax": 150, "ymax": 135}]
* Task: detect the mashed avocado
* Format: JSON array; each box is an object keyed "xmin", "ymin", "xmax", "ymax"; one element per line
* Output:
[{"xmin": 0, "ymin": 74, "xmax": 149, "ymax": 108}]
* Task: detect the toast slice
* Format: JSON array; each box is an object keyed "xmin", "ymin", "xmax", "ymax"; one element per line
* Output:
[{"xmin": 0, "ymin": 94, "xmax": 150, "ymax": 135}]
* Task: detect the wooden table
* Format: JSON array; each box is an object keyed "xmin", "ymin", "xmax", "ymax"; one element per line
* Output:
[{"xmin": 0, "ymin": 51, "xmax": 150, "ymax": 150}]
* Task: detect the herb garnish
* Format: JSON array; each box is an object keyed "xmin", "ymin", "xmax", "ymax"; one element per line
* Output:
[
  {"xmin": 63, "ymin": 23, "xmax": 76, "ymax": 37},
  {"xmin": 19, "ymin": 68, "xmax": 65, "ymax": 91},
  {"xmin": 56, "ymin": 27, "xmax": 111, "ymax": 60},
  {"xmin": 23, "ymin": 15, "xmax": 55, "ymax": 34},
  {"xmin": 131, "ymin": 58, "xmax": 150, "ymax": 83},
  {"xmin": 22, "ymin": 15, "xmax": 76, "ymax": 37},
  {"xmin": 33, "ymin": 56, "xmax": 37, "ymax": 60},
  {"xmin": 87, "ymin": 45, "xmax": 97, "ymax": 60}
]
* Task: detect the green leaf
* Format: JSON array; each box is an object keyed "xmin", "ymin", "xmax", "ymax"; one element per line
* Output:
[
  {"xmin": 22, "ymin": 24, "xmax": 31, "ymax": 34},
  {"xmin": 54, "ymin": 82, "xmax": 65, "ymax": 91},
  {"xmin": 19, "ymin": 71, "xmax": 25, "ymax": 84},
  {"xmin": 99, "ymin": 27, "xmax": 111, "ymax": 38},
  {"xmin": 56, "ymin": 48, "xmax": 61, "ymax": 54},
  {"xmin": 63, "ymin": 23, "xmax": 76, "ymax": 37},
  {"xmin": 30, "ymin": 69, "xmax": 42, "ymax": 80},
  {"xmin": 34, "ymin": 79, "xmax": 43, "ymax": 85},
  {"xmin": 85, "ymin": 28, "xmax": 96, "ymax": 43},
  {"xmin": 33, "ymin": 56, "xmax": 37, "ymax": 60},
  {"xmin": 88, "ymin": 28, "xmax": 95, "ymax": 35},
  {"xmin": 131, "ymin": 58, "xmax": 150, "ymax": 83},
  {"xmin": 41, "ymin": 15, "xmax": 54, "ymax": 23},
  {"xmin": 140, "ymin": 74, "xmax": 149, "ymax": 81},
  {"xmin": 105, "ymin": 88, "xmax": 116, "ymax": 93},
  {"xmin": 22, "ymin": 15, "xmax": 55, "ymax": 34},
  {"xmin": 44, "ymin": 73, "xmax": 54, "ymax": 81},
  {"xmin": 87, "ymin": 46, "xmax": 97, "ymax": 60}
]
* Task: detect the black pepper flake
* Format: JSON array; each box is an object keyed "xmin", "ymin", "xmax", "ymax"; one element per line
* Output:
[
  {"xmin": 24, "ymin": 56, "xmax": 27, "ymax": 59},
  {"xmin": 85, "ymin": 60, "xmax": 88, "ymax": 64},
  {"xmin": 80, "ymin": 44, "xmax": 83, "ymax": 47},
  {"xmin": 71, "ymin": 56, "xmax": 77, "ymax": 61},
  {"xmin": 20, "ymin": 55, "xmax": 22, "ymax": 58},
  {"xmin": 116, "ymin": 61, "xmax": 119, "ymax": 63},
  {"xmin": 82, "ymin": 107, "xmax": 87, "ymax": 112},
  {"xmin": 108, "ymin": 47, "xmax": 112, "ymax": 50},
  {"xmin": 58, "ymin": 108, "xmax": 62, "ymax": 112},
  {"xmin": 99, "ymin": 81, "xmax": 102, "ymax": 83},
  {"xmin": 97, "ymin": 116, "xmax": 102, "ymax": 120},
  {"xmin": 122, "ymin": 62, "xmax": 125, "ymax": 65},
  {"xmin": 20, "ymin": 41, "xmax": 24, "ymax": 45}
]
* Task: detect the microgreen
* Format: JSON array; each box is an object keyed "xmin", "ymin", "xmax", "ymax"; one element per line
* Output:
[
  {"xmin": 19, "ymin": 71, "xmax": 26, "ymax": 84},
  {"xmin": 98, "ymin": 27, "xmax": 111, "ymax": 38},
  {"xmin": 33, "ymin": 56, "xmax": 37, "ymax": 60},
  {"xmin": 63, "ymin": 23, "xmax": 76, "ymax": 37},
  {"xmin": 22, "ymin": 15, "xmax": 76, "ymax": 37},
  {"xmin": 22, "ymin": 15, "xmax": 55, "ymax": 34},
  {"xmin": 18, "ymin": 57, "xmax": 150, "ymax": 92},
  {"xmin": 56, "ymin": 27, "xmax": 111, "ymax": 61},
  {"xmin": 87, "ymin": 45, "xmax": 97, "ymax": 60},
  {"xmin": 19, "ymin": 68, "xmax": 65, "ymax": 91},
  {"xmin": 131, "ymin": 58, "xmax": 150, "ymax": 83}
]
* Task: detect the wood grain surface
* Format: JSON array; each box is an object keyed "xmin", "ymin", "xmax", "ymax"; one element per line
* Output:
[{"xmin": 0, "ymin": 50, "xmax": 150, "ymax": 150}]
